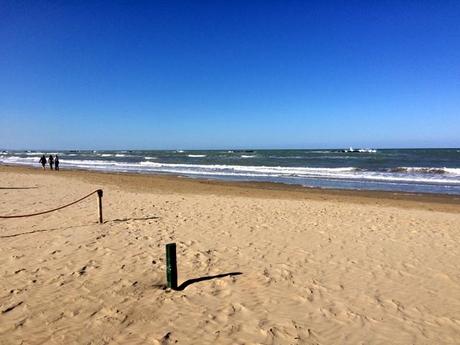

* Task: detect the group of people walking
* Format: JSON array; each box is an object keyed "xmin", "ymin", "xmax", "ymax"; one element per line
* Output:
[{"xmin": 39, "ymin": 154, "xmax": 60, "ymax": 171}]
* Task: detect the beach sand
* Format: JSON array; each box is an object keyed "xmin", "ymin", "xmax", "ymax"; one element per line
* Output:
[{"xmin": 1, "ymin": 165, "xmax": 459, "ymax": 345}]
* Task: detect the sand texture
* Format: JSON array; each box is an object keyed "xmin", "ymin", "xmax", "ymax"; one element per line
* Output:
[{"xmin": 1, "ymin": 166, "xmax": 460, "ymax": 344}]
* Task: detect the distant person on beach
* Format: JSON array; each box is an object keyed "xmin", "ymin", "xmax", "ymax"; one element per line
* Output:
[
  {"xmin": 39, "ymin": 155, "xmax": 46, "ymax": 170},
  {"xmin": 48, "ymin": 155, "xmax": 54, "ymax": 170},
  {"xmin": 54, "ymin": 155, "xmax": 60, "ymax": 171}
]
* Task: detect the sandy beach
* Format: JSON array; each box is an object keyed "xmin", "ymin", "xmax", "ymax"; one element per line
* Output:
[{"xmin": 1, "ymin": 165, "xmax": 459, "ymax": 344}]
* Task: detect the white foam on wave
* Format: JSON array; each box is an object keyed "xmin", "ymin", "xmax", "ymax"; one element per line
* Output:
[
  {"xmin": 127, "ymin": 162, "xmax": 460, "ymax": 184},
  {"xmin": 100, "ymin": 154, "xmax": 113, "ymax": 157},
  {"xmin": 398, "ymin": 167, "xmax": 460, "ymax": 176},
  {"xmin": 443, "ymin": 168, "xmax": 460, "ymax": 175},
  {"xmin": 241, "ymin": 155, "xmax": 255, "ymax": 158},
  {"xmin": 115, "ymin": 154, "xmax": 126, "ymax": 157},
  {"xmin": 187, "ymin": 154, "xmax": 206, "ymax": 158},
  {"xmin": 0, "ymin": 156, "xmax": 40, "ymax": 165},
  {"xmin": 61, "ymin": 159, "xmax": 125, "ymax": 166},
  {"xmin": 24, "ymin": 152, "xmax": 59, "ymax": 156},
  {"xmin": 144, "ymin": 156, "xmax": 157, "ymax": 160},
  {"xmin": 269, "ymin": 155, "xmax": 303, "ymax": 159},
  {"xmin": 138, "ymin": 162, "xmax": 358, "ymax": 179}
]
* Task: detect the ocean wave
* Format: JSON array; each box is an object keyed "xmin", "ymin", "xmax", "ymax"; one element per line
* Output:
[
  {"xmin": 445, "ymin": 168, "xmax": 460, "ymax": 175},
  {"xmin": 341, "ymin": 148, "xmax": 377, "ymax": 153},
  {"xmin": 60, "ymin": 159, "xmax": 122, "ymax": 166},
  {"xmin": 25, "ymin": 152, "xmax": 45, "ymax": 156},
  {"xmin": 24, "ymin": 152, "xmax": 59, "ymax": 156},
  {"xmin": 134, "ymin": 163, "xmax": 458, "ymax": 184},
  {"xmin": 389, "ymin": 167, "xmax": 460, "ymax": 175},
  {"xmin": 187, "ymin": 154, "xmax": 206, "ymax": 158},
  {"xmin": 1, "ymin": 156, "xmax": 38, "ymax": 162},
  {"xmin": 144, "ymin": 156, "xmax": 157, "ymax": 160},
  {"xmin": 2, "ymin": 155, "xmax": 460, "ymax": 186},
  {"xmin": 269, "ymin": 156, "xmax": 304, "ymax": 159},
  {"xmin": 115, "ymin": 154, "xmax": 126, "ymax": 157},
  {"xmin": 241, "ymin": 155, "xmax": 255, "ymax": 158}
]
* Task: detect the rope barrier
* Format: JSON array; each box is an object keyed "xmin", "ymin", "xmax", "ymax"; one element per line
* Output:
[{"xmin": 0, "ymin": 189, "xmax": 103, "ymax": 220}]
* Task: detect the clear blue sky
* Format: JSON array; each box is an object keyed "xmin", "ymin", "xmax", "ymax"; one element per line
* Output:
[{"xmin": 1, "ymin": 1, "xmax": 459, "ymax": 150}]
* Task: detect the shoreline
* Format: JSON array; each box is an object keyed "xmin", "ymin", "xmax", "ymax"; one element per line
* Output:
[
  {"xmin": 2, "ymin": 164, "xmax": 459, "ymax": 213},
  {"xmin": 2, "ymin": 149, "xmax": 460, "ymax": 196}
]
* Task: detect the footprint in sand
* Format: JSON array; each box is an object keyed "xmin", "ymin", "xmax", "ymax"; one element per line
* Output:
[
  {"xmin": 1, "ymin": 301, "xmax": 23, "ymax": 314},
  {"xmin": 159, "ymin": 331, "xmax": 178, "ymax": 345}
]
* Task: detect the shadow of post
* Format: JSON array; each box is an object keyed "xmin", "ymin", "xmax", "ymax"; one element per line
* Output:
[
  {"xmin": 110, "ymin": 216, "xmax": 160, "ymax": 222},
  {"xmin": 176, "ymin": 272, "xmax": 242, "ymax": 291}
]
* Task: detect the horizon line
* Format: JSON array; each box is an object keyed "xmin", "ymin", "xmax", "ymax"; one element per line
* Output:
[{"xmin": 2, "ymin": 147, "xmax": 460, "ymax": 151}]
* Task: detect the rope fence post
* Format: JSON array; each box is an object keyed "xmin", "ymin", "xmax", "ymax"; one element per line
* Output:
[
  {"xmin": 96, "ymin": 189, "xmax": 103, "ymax": 224},
  {"xmin": 166, "ymin": 243, "xmax": 178, "ymax": 290}
]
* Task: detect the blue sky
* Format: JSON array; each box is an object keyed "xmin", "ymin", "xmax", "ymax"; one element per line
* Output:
[{"xmin": 1, "ymin": 1, "xmax": 459, "ymax": 149}]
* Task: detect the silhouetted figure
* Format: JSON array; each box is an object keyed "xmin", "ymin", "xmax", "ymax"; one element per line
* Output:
[
  {"xmin": 39, "ymin": 155, "xmax": 46, "ymax": 170},
  {"xmin": 48, "ymin": 155, "xmax": 54, "ymax": 170},
  {"xmin": 54, "ymin": 155, "xmax": 60, "ymax": 171}
]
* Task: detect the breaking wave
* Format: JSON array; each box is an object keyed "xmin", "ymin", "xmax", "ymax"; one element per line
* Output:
[{"xmin": 388, "ymin": 167, "xmax": 460, "ymax": 175}]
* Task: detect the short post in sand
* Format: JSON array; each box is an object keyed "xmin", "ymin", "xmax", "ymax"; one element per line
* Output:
[
  {"xmin": 166, "ymin": 243, "xmax": 178, "ymax": 289},
  {"xmin": 96, "ymin": 189, "xmax": 103, "ymax": 224}
]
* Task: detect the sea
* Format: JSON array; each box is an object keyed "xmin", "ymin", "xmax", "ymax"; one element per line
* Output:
[{"xmin": 1, "ymin": 148, "xmax": 460, "ymax": 195}]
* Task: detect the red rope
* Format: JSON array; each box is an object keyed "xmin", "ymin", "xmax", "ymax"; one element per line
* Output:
[{"xmin": 0, "ymin": 190, "xmax": 101, "ymax": 219}]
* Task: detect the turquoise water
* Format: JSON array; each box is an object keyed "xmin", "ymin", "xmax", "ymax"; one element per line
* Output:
[{"xmin": 1, "ymin": 148, "xmax": 460, "ymax": 195}]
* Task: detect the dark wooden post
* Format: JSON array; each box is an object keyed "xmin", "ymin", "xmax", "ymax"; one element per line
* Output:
[
  {"xmin": 96, "ymin": 189, "xmax": 103, "ymax": 224},
  {"xmin": 166, "ymin": 243, "xmax": 178, "ymax": 289}
]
